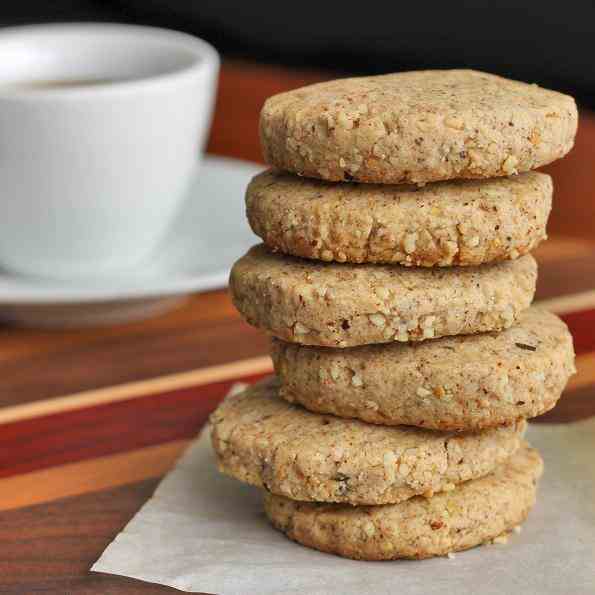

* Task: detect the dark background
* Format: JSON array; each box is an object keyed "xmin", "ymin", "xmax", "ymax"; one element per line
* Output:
[{"xmin": 1, "ymin": 0, "xmax": 594, "ymax": 108}]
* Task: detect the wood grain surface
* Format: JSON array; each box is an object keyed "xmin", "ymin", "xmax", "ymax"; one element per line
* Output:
[{"xmin": 0, "ymin": 61, "xmax": 594, "ymax": 594}]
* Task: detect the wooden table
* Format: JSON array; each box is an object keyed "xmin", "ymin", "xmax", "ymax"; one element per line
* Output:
[{"xmin": 1, "ymin": 62, "xmax": 594, "ymax": 594}]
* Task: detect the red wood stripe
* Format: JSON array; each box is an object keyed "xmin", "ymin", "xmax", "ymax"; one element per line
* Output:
[
  {"xmin": 0, "ymin": 372, "xmax": 267, "ymax": 479},
  {"xmin": 0, "ymin": 308, "xmax": 590, "ymax": 481},
  {"xmin": 559, "ymin": 309, "xmax": 595, "ymax": 355},
  {"xmin": 0, "ymin": 373, "xmax": 589, "ymax": 481}
]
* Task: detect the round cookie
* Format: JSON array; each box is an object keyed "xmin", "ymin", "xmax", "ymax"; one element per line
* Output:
[
  {"xmin": 229, "ymin": 244, "xmax": 537, "ymax": 347},
  {"xmin": 246, "ymin": 169, "xmax": 552, "ymax": 266},
  {"xmin": 209, "ymin": 377, "xmax": 526, "ymax": 506},
  {"xmin": 260, "ymin": 69, "xmax": 577, "ymax": 185},
  {"xmin": 272, "ymin": 307, "xmax": 575, "ymax": 430},
  {"xmin": 264, "ymin": 444, "xmax": 542, "ymax": 560}
]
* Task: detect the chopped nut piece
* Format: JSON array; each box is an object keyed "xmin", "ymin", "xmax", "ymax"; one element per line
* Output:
[
  {"xmin": 399, "ymin": 463, "xmax": 411, "ymax": 476},
  {"xmin": 383, "ymin": 327, "xmax": 395, "ymax": 339},
  {"xmin": 443, "ymin": 240, "xmax": 459, "ymax": 256},
  {"xmin": 502, "ymin": 155, "xmax": 519, "ymax": 175},
  {"xmin": 375, "ymin": 286, "xmax": 390, "ymax": 300},
  {"xmin": 501, "ymin": 306, "xmax": 516, "ymax": 325},
  {"xmin": 337, "ymin": 112, "xmax": 353, "ymax": 129},
  {"xmin": 423, "ymin": 326, "xmax": 435, "ymax": 339},
  {"xmin": 369, "ymin": 313, "xmax": 386, "ymax": 327},
  {"xmin": 372, "ymin": 143, "xmax": 386, "ymax": 158},
  {"xmin": 293, "ymin": 322, "xmax": 310, "ymax": 335},
  {"xmin": 403, "ymin": 233, "xmax": 418, "ymax": 254},
  {"xmin": 362, "ymin": 521, "xmax": 376, "ymax": 538},
  {"xmin": 329, "ymin": 365, "xmax": 341, "ymax": 381},
  {"xmin": 383, "ymin": 451, "xmax": 397, "ymax": 467},
  {"xmin": 444, "ymin": 115, "xmax": 465, "ymax": 130},
  {"xmin": 351, "ymin": 373, "xmax": 363, "ymax": 387},
  {"xmin": 422, "ymin": 315, "xmax": 437, "ymax": 328}
]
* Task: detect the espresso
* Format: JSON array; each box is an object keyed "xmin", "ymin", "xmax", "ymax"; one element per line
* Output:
[{"xmin": 1, "ymin": 78, "xmax": 120, "ymax": 91}]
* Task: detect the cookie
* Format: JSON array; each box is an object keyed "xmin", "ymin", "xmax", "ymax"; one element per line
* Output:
[
  {"xmin": 210, "ymin": 377, "xmax": 526, "ymax": 506},
  {"xmin": 272, "ymin": 307, "xmax": 575, "ymax": 430},
  {"xmin": 260, "ymin": 69, "xmax": 577, "ymax": 184},
  {"xmin": 229, "ymin": 245, "xmax": 537, "ymax": 347},
  {"xmin": 246, "ymin": 169, "xmax": 551, "ymax": 266},
  {"xmin": 264, "ymin": 443, "xmax": 542, "ymax": 560}
]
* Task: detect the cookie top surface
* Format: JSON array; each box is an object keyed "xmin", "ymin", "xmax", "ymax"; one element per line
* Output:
[
  {"xmin": 247, "ymin": 169, "xmax": 552, "ymax": 266},
  {"xmin": 210, "ymin": 377, "xmax": 526, "ymax": 505},
  {"xmin": 272, "ymin": 307, "xmax": 575, "ymax": 430},
  {"xmin": 264, "ymin": 444, "xmax": 542, "ymax": 560},
  {"xmin": 260, "ymin": 69, "xmax": 577, "ymax": 184},
  {"xmin": 230, "ymin": 244, "xmax": 537, "ymax": 347}
]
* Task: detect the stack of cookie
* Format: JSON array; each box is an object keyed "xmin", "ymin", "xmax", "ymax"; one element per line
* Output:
[{"xmin": 211, "ymin": 70, "xmax": 578, "ymax": 560}]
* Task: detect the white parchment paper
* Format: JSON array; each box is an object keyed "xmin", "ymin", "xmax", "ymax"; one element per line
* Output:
[{"xmin": 92, "ymin": 416, "xmax": 595, "ymax": 595}]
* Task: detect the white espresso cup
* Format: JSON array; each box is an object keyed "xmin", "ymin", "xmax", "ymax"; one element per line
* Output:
[{"xmin": 0, "ymin": 23, "xmax": 219, "ymax": 279}]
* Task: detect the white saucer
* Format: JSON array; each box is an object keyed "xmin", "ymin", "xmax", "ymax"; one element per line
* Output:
[{"xmin": 0, "ymin": 155, "xmax": 263, "ymax": 327}]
